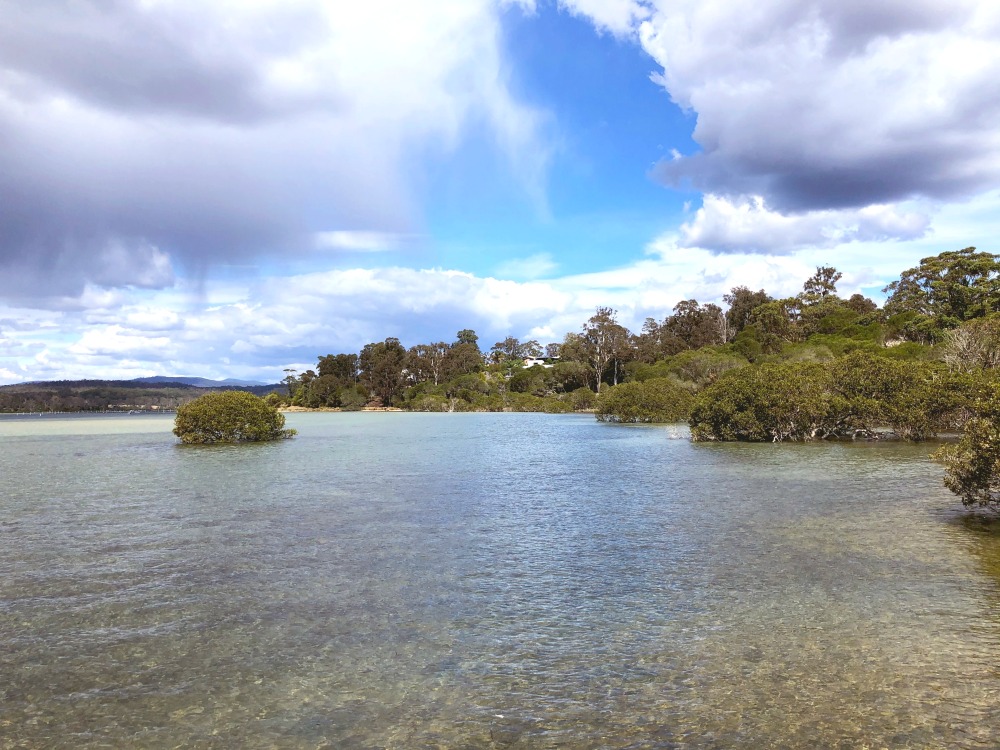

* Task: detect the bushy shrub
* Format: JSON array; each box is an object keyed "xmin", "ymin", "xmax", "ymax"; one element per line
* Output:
[
  {"xmin": 568, "ymin": 386, "xmax": 597, "ymax": 411},
  {"xmin": 689, "ymin": 362, "xmax": 836, "ymax": 441},
  {"xmin": 406, "ymin": 394, "xmax": 451, "ymax": 412},
  {"xmin": 689, "ymin": 353, "xmax": 985, "ymax": 442},
  {"xmin": 173, "ymin": 391, "xmax": 296, "ymax": 444},
  {"xmin": 505, "ymin": 392, "xmax": 572, "ymax": 413},
  {"xmin": 936, "ymin": 392, "xmax": 1000, "ymax": 510},
  {"xmin": 595, "ymin": 378, "xmax": 693, "ymax": 423}
]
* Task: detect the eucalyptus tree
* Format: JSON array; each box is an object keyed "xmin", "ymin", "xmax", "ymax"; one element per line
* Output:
[
  {"xmin": 884, "ymin": 247, "xmax": 1000, "ymax": 327},
  {"xmin": 724, "ymin": 286, "xmax": 773, "ymax": 335},
  {"xmin": 580, "ymin": 307, "xmax": 631, "ymax": 392},
  {"xmin": 317, "ymin": 353, "xmax": 359, "ymax": 384},
  {"xmin": 665, "ymin": 300, "xmax": 726, "ymax": 349},
  {"xmin": 359, "ymin": 337, "xmax": 408, "ymax": 406},
  {"xmin": 799, "ymin": 265, "xmax": 842, "ymax": 305},
  {"xmin": 408, "ymin": 342, "xmax": 450, "ymax": 385}
]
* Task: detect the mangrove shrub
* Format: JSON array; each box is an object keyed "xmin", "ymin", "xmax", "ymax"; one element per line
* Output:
[
  {"xmin": 689, "ymin": 362, "xmax": 838, "ymax": 442},
  {"xmin": 173, "ymin": 390, "xmax": 296, "ymax": 444},
  {"xmin": 936, "ymin": 393, "xmax": 1000, "ymax": 511},
  {"xmin": 595, "ymin": 378, "xmax": 693, "ymax": 423}
]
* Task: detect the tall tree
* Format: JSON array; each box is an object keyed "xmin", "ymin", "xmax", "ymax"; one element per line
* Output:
[
  {"xmin": 724, "ymin": 286, "xmax": 773, "ymax": 335},
  {"xmin": 282, "ymin": 368, "xmax": 298, "ymax": 398},
  {"xmin": 580, "ymin": 307, "xmax": 631, "ymax": 392},
  {"xmin": 799, "ymin": 265, "xmax": 842, "ymax": 305},
  {"xmin": 456, "ymin": 329, "xmax": 479, "ymax": 347},
  {"xmin": 490, "ymin": 336, "xmax": 541, "ymax": 364},
  {"xmin": 634, "ymin": 317, "xmax": 685, "ymax": 363},
  {"xmin": 884, "ymin": 247, "xmax": 1000, "ymax": 325},
  {"xmin": 444, "ymin": 342, "xmax": 483, "ymax": 379},
  {"xmin": 665, "ymin": 300, "xmax": 726, "ymax": 349},
  {"xmin": 359, "ymin": 338, "xmax": 408, "ymax": 406},
  {"xmin": 408, "ymin": 342, "xmax": 450, "ymax": 385},
  {"xmin": 317, "ymin": 353, "xmax": 359, "ymax": 385}
]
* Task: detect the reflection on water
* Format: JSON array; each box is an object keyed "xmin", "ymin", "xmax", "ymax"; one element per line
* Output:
[{"xmin": 2, "ymin": 412, "xmax": 1000, "ymax": 748}]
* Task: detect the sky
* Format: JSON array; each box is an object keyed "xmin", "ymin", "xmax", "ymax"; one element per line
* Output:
[{"xmin": 1, "ymin": 0, "xmax": 999, "ymax": 384}]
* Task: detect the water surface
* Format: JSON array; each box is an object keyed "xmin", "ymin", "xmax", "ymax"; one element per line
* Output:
[{"xmin": 1, "ymin": 412, "xmax": 999, "ymax": 748}]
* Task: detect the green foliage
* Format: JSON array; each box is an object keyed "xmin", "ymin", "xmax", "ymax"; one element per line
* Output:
[
  {"xmin": 749, "ymin": 299, "xmax": 800, "ymax": 347},
  {"xmin": 568, "ymin": 386, "xmax": 597, "ymax": 411},
  {"xmin": 595, "ymin": 378, "xmax": 693, "ymax": 423},
  {"xmin": 359, "ymin": 338, "xmax": 407, "ymax": 406},
  {"xmin": 338, "ymin": 387, "xmax": 367, "ymax": 411},
  {"xmin": 779, "ymin": 342, "xmax": 837, "ymax": 363},
  {"xmin": 690, "ymin": 353, "xmax": 984, "ymax": 442},
  {"xmin": 879, "ymin": 341, "xmax": 935, "ymax": 361},
  {"xmin": 690, "ymin": 362, "xmax": 838, "ymax": 442},
  {"xmin": 551, "ymin": 359, "xmax": 592, "ymax": 392},
  {"xmin": 508, "ymin": 364, "xmax": 555, "ymax": 396},
  {"xmin": 317, "ymin": 353, "xmax": 359, "ymax": 382},
  {"xmin": 936, "ymin": 391, "xmax": 1000, "ymax": 510},
  {"xmin": 731, "ymin": 327, "xmax": 765, "ymax": 362},
  {"xmin": 884, "ymin": 247, "xmax": 1000, "ymax": 336},
  {"xmin": 627, "ymin": 359, "xmax": 675, "ymax": 382},
  {"xmin": 173, "ymin": 391, "xmax": 296, "ymax": 444},
  {"xmin": 664, "ymin": 300, "xmax": 725, "ymax": 350},
  {"xmin": 828, "ymin": 352, "xmax": 961, "ymax": 440},
  {"xmin": 661, "ymin": 347, "xmax": 747, "ymax": 388},
  {"xmin": 723, "ymin": 286, "xmax": 772, "ymax": 336},
  {"xmin": 505, "ymin": 392, "xmax": 573, "ymax": 413},
  {"xmin": 799, "ymin": 265, "xmax": 842, "ymax": 305},
  {"xmin": 406, "ymin": 394, "xmax": 452, "ymax": 412}
]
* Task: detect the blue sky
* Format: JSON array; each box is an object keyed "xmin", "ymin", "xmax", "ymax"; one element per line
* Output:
[
  {"xmin": 425, "ymin": 5, "xmax": 696, "ymax": 279},
  {"xmin": 1, "ymin": 0, "xmax": 999, "ymax": 383}
]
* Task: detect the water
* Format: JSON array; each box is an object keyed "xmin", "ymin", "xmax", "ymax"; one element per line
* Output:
[{"xmin": 1, "ymin": 412, "xmax": 999, "ymax": 748}]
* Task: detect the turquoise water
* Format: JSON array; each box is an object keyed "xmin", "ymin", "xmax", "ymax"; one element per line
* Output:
[{"xmin": 1, "ymin": 412, "xmax": 999, "ymax": 748}]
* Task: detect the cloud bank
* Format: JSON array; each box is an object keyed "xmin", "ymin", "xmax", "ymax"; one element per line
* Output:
[
  {"xmin": 0, "ymin": 1, "xmax": 548, "ymax": 301},
  {"xmin": 637, "ymin": 0, "xmax": 1000, "ymax": 211}
]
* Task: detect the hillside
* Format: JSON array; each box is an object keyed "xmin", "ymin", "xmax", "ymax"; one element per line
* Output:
[{"xmin": 0, "ymin": 378, "xmax": 282, "ymax": 413}]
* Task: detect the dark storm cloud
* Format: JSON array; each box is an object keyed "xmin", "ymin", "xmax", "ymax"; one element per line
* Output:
[
  {"xmin": 0, "ymin": 1, "xmax": 549, "ymax": 306},
  {"xmin": 639, "ymin": 0, "xmax": 1000, "ymax": 211}
]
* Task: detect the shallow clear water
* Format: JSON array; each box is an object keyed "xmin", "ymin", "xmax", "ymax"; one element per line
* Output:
[{"xmin": 1, "ymin": 412, "xmax": 999, "ymax": 748}]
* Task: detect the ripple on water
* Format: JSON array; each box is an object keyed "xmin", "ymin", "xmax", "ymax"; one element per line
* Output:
[{"xmin": 1, "ymin": 413, "xmax": 1000, "ymax": 748}]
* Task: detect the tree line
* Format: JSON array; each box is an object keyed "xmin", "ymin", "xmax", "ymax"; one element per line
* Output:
[{"xmin": 279, "ymin": 247, "xmax": 1000, "ymax": 419}]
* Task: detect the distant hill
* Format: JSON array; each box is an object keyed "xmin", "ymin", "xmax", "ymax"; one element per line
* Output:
[
  {"xmin": 0, "ymin": 377, "xmax": 282, "ymax": 413},
  {"xmin": 130, "ymin": 376, "xmax": 268, "ymax": 387}
]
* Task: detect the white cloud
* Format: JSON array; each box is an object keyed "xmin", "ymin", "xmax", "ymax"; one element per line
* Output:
[
  {"xmin": 678, "ymin": 194, "xmax": 931, "ymax": 254},
  {"xmin": 313, "ymin": 231, "xmax": 410, "ymax": 252},
  {"xmin": 558, "ymin": 0, "xmax": 650, "ymax": 35},
  {"xmin": 553, "ymin": 1, "xmax": 1000, "ymax": 211},
  {"xmin": 494, "ymin": 253, "xmax": 559, "ymax": 279}
]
